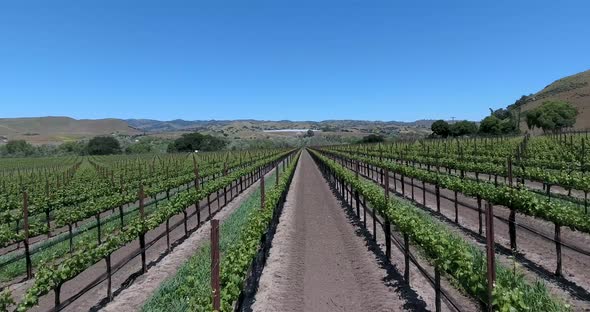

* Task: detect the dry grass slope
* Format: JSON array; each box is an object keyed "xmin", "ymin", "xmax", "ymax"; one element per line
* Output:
[
  {"xmin": 518, "ymin": 69, "xmax": 590, "ymax": 131},
  {"xmin": 0, "ymin": 116, "xmax": 140, "ymax": 144}
]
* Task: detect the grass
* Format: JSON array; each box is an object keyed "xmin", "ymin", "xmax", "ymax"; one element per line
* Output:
[{"xmin": 141, "ymin": 171, "xmax": 277, "ymax": 312}]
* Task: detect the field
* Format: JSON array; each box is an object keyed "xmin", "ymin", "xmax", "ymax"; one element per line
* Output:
[{"xmin": 0, "ymin": 133, "xmax": 589, "ymax": 312}]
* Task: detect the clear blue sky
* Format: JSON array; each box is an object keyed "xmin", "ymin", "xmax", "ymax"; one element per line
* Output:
[{"xmin": 1, "ymin": 1, "xmax": 589, "ymax": 122}]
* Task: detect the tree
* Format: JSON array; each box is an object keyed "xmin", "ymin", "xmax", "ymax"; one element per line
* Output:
[
  {"xmin": 499, "ymin": 118, "xmax": 516, "ymax": 134},
  {"xmin": 125, "ymin": 141, "xmax": 152, "ymax": 154},
  {"xmin": 87, "ymin": 136, "xmax": 122, "ymax": 155},
  {"xmin": 3, "ymin": 140, "xmax": 34, "ymax": 156},
  {"xmin": 360, "ymin": 134, "xmax": 385, "ymax": 143},
  {"xmin": 450, "ymin": 120, "xmax": 478, "ymax": 137},
  {"xmin": 167, "ymin": 132, "xmax": 227, "ymax": 153},
  {"xmin": 479, "ymin": 116, "xmax": 502, "ymax": 135},
  {"xmin": 431, "ymin": 120, "xmax": 451, "ymax": 137},
  {"xmin": 491, "ymin": 108, "xmax": 512, "ymax": 120},
  {"xmin": 525, "ymin": 101, "xmax": 578, "ymax": 133},
  {"xmin": 304, "ymin": 129, "xmax": 315, "ymax": 138},
  {"xmin": 58, "ymin": 141, "xmax": 87, "ymax": 155}
]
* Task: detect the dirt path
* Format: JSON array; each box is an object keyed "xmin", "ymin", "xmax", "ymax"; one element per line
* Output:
[{"xmin": 253, "ymin": 151, "xmax": 414, "ymax": 312}]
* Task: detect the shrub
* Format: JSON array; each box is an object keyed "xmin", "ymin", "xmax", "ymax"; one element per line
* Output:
[{"xmin": 86, "ymin": 136, "xmax": 122, "ymax": 155}]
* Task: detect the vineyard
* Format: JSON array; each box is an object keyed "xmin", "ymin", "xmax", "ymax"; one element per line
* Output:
[
  {"xmin": 0, "ymin": 133, "xmax": 589, "ymax": 312},
  {"xmin": 312, "ymin": 131, "xmax": 590, "ymax": 311}
]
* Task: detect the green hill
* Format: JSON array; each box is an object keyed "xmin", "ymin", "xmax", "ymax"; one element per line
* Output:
[{"xmin": 513, "ymin": 70, "xmax": 590, "ymax": 131}]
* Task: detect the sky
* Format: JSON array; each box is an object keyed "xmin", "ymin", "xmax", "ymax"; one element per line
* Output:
[{"xmin": 1, "ymin": 1, "xmax": 589, "ymax": 122}]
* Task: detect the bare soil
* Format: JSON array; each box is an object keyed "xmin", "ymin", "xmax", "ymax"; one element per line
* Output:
[{"xmin": 253, "ymin": 151, "xmax": 421, "ymax": 312}]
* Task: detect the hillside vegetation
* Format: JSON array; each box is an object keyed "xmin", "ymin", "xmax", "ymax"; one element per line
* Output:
[
  {"xmin": 513, "ymin": 69, "xmax": 590, "ymax": 131},
  {"xmin": 0, "ymin": 117, "xmax": 139, "ymax": 144}
]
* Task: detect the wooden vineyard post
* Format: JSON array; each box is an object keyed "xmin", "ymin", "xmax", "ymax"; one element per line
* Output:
[
  {"xmin": 23, "ymin": 191, "xmax": 32, "ymax": 279},
  {"xmin": 349, "ymin": 182, "xmax": 353, "ymax": 206},
  {"xmin": 422, "ymin": 181, "xmax": 426, "ymax": 206},
  {"xmin": 193, "ymin": 157, "xmax": 201, "ymax": 226},
  {"xmin": 260, "ymin": 174, "xmax": 265, "ymax": 210},
  {"xmin": 211, "ymin": 219, "xmax": 221, "ymax": 311},
  {"xmin": 509, "ymin": 206, "xmax": 517, "ymax": 252},
  {"xmin": 485, "ymin": 202, "xmax": 496, "ymax": 312},
  {"xmin": 355, "ymin": 160, "xmax": 359, "ymax": 179},
  {"xmin": 207, "ymin": 193, "xmax": 212, "ymax": 216},
  {"xmin": 276, "ymin": 162, "xmax": 280, "ymax": 186},
  {"xmin": 435, "ymin": 184, "xmax": 441, "ymax": 213},
  {"xmin": 344, "ymin": 181, "xmax": 347, "ymax": 202},
  {"xmin": 435, "ymin": 266, "xmax": 441, "ymax": 312},
  {"xmin": 384, "ymin": 169, "xmax": 392, "ymax": 259},
  {"xmin": 411, "ymin": 176, "xmax": 415, "ymax": 201},
  {"xmin": 355, "ymin": 190, "xmax": 360, "ymax": 217},
  {"xmin": 363, "ymin": 197, "xmax": 367, "ymax": 229},
  {"xmin": 45, "ymin": 180, "xmax": 51, "ymax": 238},
  {"xmin": 477, "ymin": 196, "xmax": 483, "ymax": 235},
  {"xmin": 55, "ymin": 283, "xmax": 62, "ymax": 308},
  {"xmin": 555, "ymin": 224, "xmax": 562, "ymax": 276},
  {"xmin": 372, "ymin": 195, "xmax": 377, "ymax": 243},
  {"xmin": 507, "ymin": 157, "xmax": 513, "ymax": 188},
  {"xmin": 224, "ymin": 183, "xmax": 228, "ymax": 207},
  {"xmin": 403, "ymin": 233, "xmax": 410, "ymax": 283},
  {"xmin": 454, "ymin": 191, "xmax": 458, "ymax": 223},
  {"xmin": 68, "ymin": 222, "xmax": 73, "ymax": 253},
  {"xmin": 230, "ymin": 179, "xmax": 234, "ymax": 200},
  {"xmin": 166, "ymin": 217, "xmax": 170, "ymax": 253},
  {"xmin": 119, "ymin": 176, "xmax": 125, "ymax": 228},
  {"xmin": 401, "ymin": 174, "xmax": 405, "ymax": 196},
  {"xmin": 96, "ymin": 213, "xmax": 102, "ymax": 244},
  {"xmin": 583, "ymin": 139, "xmax": 588, "ymax": 213},
  {"xmin": 217, "ymin": 189, "xmax": 221, "ymax": 212},
  {"xmin": 139, "ymin": 184, "xmax": 147, "ymax": 274},
  {"xmin": 106, "ymin": 254, "xmax": 113, "ymax": 301}
]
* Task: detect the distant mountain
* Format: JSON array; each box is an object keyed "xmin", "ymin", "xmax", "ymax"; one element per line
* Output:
[
  {"xmin": 0, "ymin": 116, "xmax": 438, "ymax": 145},
  {"xmin": 125, "ymin": 119, "xmax": 238, "ymax": 132},
  {"xmin": 125, "ymin": 119, "xmax": 437, "ymax": 134},
  {"xmin": 0, "ymin": 116, "xmax": 139, "ymax": 144},
  {"xmin": 511, "ymin": 69, "xmax": 590, "ymax": 131}
]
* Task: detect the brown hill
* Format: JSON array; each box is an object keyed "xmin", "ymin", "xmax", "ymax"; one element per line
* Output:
[
  {"xmin": 516, "ymin": 70, "xmax": 590, "ymax": 131},
  {"xmin": 0, "ymin": 117, "xmax": 140, "ymax": 144}
]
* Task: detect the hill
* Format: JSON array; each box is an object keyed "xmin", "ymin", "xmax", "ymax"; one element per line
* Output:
[
  {"xmin": 0, "ymin": 117, "xmax": 140, "ymax": 144},
  {"xmin": 0, "ymin": 117, "xmax": 436, "ymax": 145},
  {"xmin": 126, "ymin": 119, "xmax": 435, "ymax": 140},
  {"xmin": 511, "ymin": 69, "xmax": 590, "ymax": 131}
]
